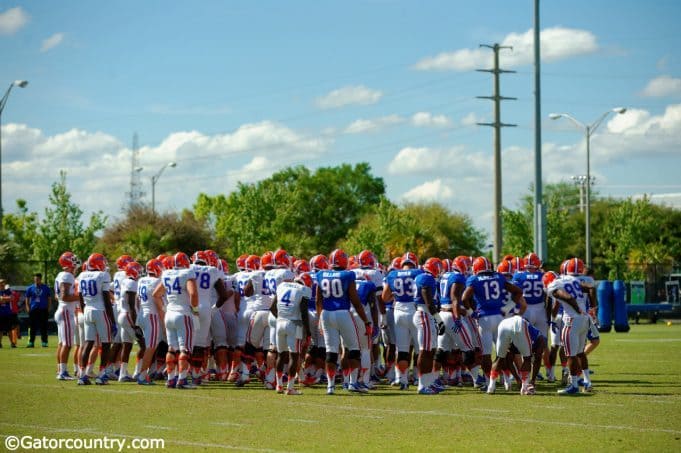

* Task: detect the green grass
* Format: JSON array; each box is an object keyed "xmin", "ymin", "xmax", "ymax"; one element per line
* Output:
[{"xmin": 2, "ymin": 323, "xmax": 681, "ymax": 452}]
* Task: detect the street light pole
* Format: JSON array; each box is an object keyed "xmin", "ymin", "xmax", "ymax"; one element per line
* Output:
[
  {"xmin": 151, "ymin": 162, "xmax": 177, "ymax": 215},
  {"xmin": 549, "ymin": 108, "xmax": 626, "ymax": 269},
  {"xmin": 0, "ymin": 80, "xmax": 29, "ymax": 227}
]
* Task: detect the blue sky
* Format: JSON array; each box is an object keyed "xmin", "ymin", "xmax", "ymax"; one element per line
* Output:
[{"xmin": 2, "ymin": 0, "xmax": 680, "ymax": 240}]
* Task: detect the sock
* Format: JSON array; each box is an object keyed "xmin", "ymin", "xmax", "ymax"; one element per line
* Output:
[
  {"xmin": 276, "ymin": 371, "xmax": 283, "ymax": 388},
  {"xmin": 520, "ymin": 371, "xmax": 529, "ymax": 385},
  {"xmin": 179, "ymin": 367, "xmax": 188, "ymax": 380},
  {"xmin": 79, "ymin": 366, "xmax": 86, "ymax": 378},
  {"xmin": 570, "ymin": 374, "xmax": 579, "ymax": 388},
  {"xmin": 349, "ymin": 368, "xmax": 359, "ymax": 385},
  {"xmin": 140, "ymin": 369, "xmax": 148, "ymax": 381},
  {"xmin": 167, "ymin": 369, "xmax": 177, "ymax": 380},
  {"xmin": 287, "ymin": 375, "xmax": 295, "ymax": 390},
  {"xmin": 134, "ymin": 359, "xmax": 142, "ymax": 376},
  {"xmin": 59, "ymin": 363, "xmax": 67, "ymax": 374},
  {"xmin": 471, "ymin": 365, "xmax": 481, "ymax": 379},
  {"xmin": 326, "ymin": 368, "xmax": 336, "ymax": 388},
  {"xmin": 582, "ymin": 369, "xmax": 591, "ymax": 384}
]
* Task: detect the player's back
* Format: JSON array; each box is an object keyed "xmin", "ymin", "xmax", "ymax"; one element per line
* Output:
[
  {"xmin": 54, "ymin": 271, "xmax": 76, "ymax": 303},
  {"xmin": 118, "ymin": 277, "xmax": 138, "ymax": 312},
  {"xmin": 191, "ymin": 264, "xmax": 220, "ymax": 307},
  {"xmin": 439, "ymin": 271, "xmax": 466, "ymax": 308},
  {"xmin": 265, "ymin": 268, "xmax": 296, "ymax": 298},
  {"xmin": 317, "ymin": 270, "xmax": 355, "ymax": 311},
  {"xmin": 467, "ymin": 272, "xmax": 505, "ymax": 315},
  {"xmin": 414, "ymin": 272, "xmax": 437, "ymax": 306},
  {"xmin": 162, "ymin": 268, "xmax": 194, "ymax": 314},
  {"xmin": 276, "ymin": 281, "xmax": 311, "ymax": 320},
  {"xmin": 512, "ymin": 270, "xmax": 545, "ymax": 305},
  {"xmin": 245, "ymin": 270, "xmax": 269, "ymax": 310},
  {"xmin": 112, "ymin": 270, "xmax": 127, "ymax": 304},
  {"xmin": 385, "ymin": 268, "xmax": 423, "ymax": 304},
  {"xmin": 551, "ymin": 275, "xmax": 589, "ymax": 316},
  {"xmin": 137, "ymin": 276, "xmax": 160, "ymax": 315},
  {"xmin": 79, "ymin": 270, "xmax": 111, "ymax": 310}
]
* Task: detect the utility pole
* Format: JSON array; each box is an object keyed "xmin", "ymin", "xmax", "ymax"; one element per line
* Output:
[
  {"xmin": 534, "ymin": 0, "xmax": 547, "ymax": 263},
  {"xmin": 477, "ymin": 43, "xmax": 516, "ymax": 265}
]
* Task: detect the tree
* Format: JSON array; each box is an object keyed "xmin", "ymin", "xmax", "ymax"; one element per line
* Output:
[
  {"xmin": 341, "ymin": 199, "xmax": 485, "ymax": 263},
  {"xmin": 194, "ymin": 163, "xmax": 386, "ymax": 260},
  {"xmin": 97, "ymin": 205, "xmax": 213, "ymax": 262}
]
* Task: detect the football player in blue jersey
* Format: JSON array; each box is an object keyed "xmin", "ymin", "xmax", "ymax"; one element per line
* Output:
[
  {"xmin": 316, "ymin": 249, "xmax": 371, "ymax": 395},
  {"xmin": 413, "ymin": 257, "xmax": 444, "ymax": 394},
  {"xmin": 381, "ymin": 252, "xmax": 423, "ymax": 390},
  {"xmin": 462, "ymin": 257, "xmax": 526, "ymax": 391}
]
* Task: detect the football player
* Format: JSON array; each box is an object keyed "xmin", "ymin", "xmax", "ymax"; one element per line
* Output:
[
  {"xmin": 78, "ymin": 253, "xmax": 116, "ymax": 386},
  {"xmin": 355, "ymin": 250, "xmax": 384, "ymax": 384},
  {"xmin": 210, "ymin": 258, "xmax": 240, "ymax": 381},
  {"xmin": 270, "ymin": 273, "xmax": 312, "ymax": 395},
  {"xmin": 108, "ymin": 255, "xmax": 133, "ymax": 379},
  {"xmin": 301, "ymin": 254, "xmax": 329, "ymax": 386},
  {"xmin": 381, "ymin": 252, "xmax": 422, "ymax": 390},
  {"xmin": 316, "ymin": 249, "xmax": 371, "ymax": 394},
  {"xmin": 543, "ymin": 269, "xmax": 592, "ymax": 394},
  {"xmin": 54, "ymin": 252, "xmax": 81, "ymax": 380},
  {"xmin": 135, "ymin": 259, "xmax": 165, "ymax": 385},
  {"xmin": 153, "ymin": 252, "xmax": 199, "ymax": 389},
  {"xmin": 413, "ymin": 257, "xmax": 444, "ymax": 394},
  {"xmin": 117, "ymin": 261, "xmax": 143, "ymax": 382},
  {"xmin": 462, "ymin": 257, "xmax": 526, "ymax": 391}
]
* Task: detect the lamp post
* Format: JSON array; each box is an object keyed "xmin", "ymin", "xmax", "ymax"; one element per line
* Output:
[
  {"xmin": 0, "ymin": 80, "xmax": 29, "ymax": 227},
  {"xmin": 549, "ymin": 107, "xmax": 627, "ymax": 269},
  {"xmin": 151, "ymin": 162, "xmax": 176, "ymax": 215}
]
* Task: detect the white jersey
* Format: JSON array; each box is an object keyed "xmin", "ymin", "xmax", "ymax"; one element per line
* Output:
[
  {"xmin": 354, "ymin": 268, "xmax": 384, "ymax": 291},
  {"xmin": 190, "ymin": 264, "xmax": 222, "ymax": 309},
  {"xmin": 54, "ymin": 271, "xmax": 77, "ymax": 310},
  {"xmin": 79, "ymin": 270, "xmax": 111, "ymax": 310},
  {"xmin": 118, "ymin": 278, "xmax": 138, "ymax": 313},
  {"xmin": 264, "ymin": 268, "xmax": 296, "ymax": 299},
  {"xmin": 547, "ymin": 275, "xmax": 589, "ymax": 318},
  {"xmin": 577, "ymin": 275, "xmax": 595, "ymax": 289},
  {"xmin": 276, "ymin": 281, "xmax": 311, "ymax": 321},
  {"xmin": 243, "ymin": 270, "xmax": 269, "ymax": 311},
  {"xmin": 137, "ymin": 276, "xmax": 161, "ymax": 316},
  {"xmin": 112, "ymin": 270, "xmax": 127, "ymax": 306},
  {"xmin": 162, "ymin": 268, "xmax": 195, "ymax": 315}
]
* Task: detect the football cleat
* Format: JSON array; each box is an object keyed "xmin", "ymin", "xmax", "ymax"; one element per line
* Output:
[
  {"xmin": 582, "ymin": 382, "xmax": 593, "ymax": 393},
  {"xmin": 474, "ymin": 374, "xmax": 486, "ymax": 388},
  {"xmin": 276, "ymin": 385, "xmax": 284, "ymax": 394},
  {"xmin": 77, "ymin": 376, "xmax": 91, "ymax": 386},
  {"xmin": 94, "ymin": 377, "xmax": 108, "ymax": 385},
  {"xmin": 176, "ymin": 378, "xmax": 197, "ymax": 389},
  {"xmin": 118, "ymin": 375, "xmax": 134, "ymax": 383},
  {"xmin": 166, "ymin": 377, "xmax": 178, "ymax": 388},
  {"xmin": 558, "ymin": 385, "xmax": 580, "ymax": 395},
  {"xmin": 137, "ymin": 376, "xmax": 155, "ymax": 386},
  {"xmin": 418, "ymin": 387, "xmax": 438, "ymax": 395},
  {"xmin": 285, "ymin": 388, "xmax": 302, "ymax": 395},
  {"xmin": 326, "ymin": 386, "xmax": 335, "ymax": 395},
  {"xmin": 57, "ymin": 372, "xmax": 75, "ymax": 381},
  {"xmin": 264, "ymin": 381, "xmax": 276, "ymax": 390},
  {"xmin": 399, "ymin": 382, "xmax": 409, "ymax": 391}
]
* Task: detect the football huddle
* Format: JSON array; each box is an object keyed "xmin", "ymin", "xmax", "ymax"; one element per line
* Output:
[{"xmin": 51, "ymin": 248, "xmax": 599, "ymax": 396}]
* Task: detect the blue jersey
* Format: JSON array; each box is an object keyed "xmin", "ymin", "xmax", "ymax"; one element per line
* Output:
[
  {"xmin": 527, "ymin": 323, "xmax": 544, "ymax": 346},
  {"xmin": 439, "ymin": 271, "xmax": 466, "ymax": 307},
  {"xmin": 385, "ymin": 269, "xmax": 423, "ymax": 303},
  {"xmin": 512, "ymin": 271, "xmax": 545, "ymax": 305},
  {"xmin": 356, "ymin": 279, "xmax": 377, "ymax": 308},
  {"xmin": 414, "ymin": 273, "xmax": 437, "ymax": 306},
  {"xmin": 466, "ymin": 272, "xmax": 507, "ymax": 316},
  {"xmin": 316, "ymin": 270, "xmax": 356, "ymax": 311}
]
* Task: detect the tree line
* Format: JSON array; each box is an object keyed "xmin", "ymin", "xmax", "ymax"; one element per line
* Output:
[{"xmin": 1, "ymin": 164, "xmax": 679, "ymax": 286}]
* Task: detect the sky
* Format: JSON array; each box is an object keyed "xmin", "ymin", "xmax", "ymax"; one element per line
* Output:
[{"xmin": 1, "ymin": 0, "xmax": 680, "ymax": 242}]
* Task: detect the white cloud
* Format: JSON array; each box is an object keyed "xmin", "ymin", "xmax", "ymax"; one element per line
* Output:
[
  {"xmin": 2, "ymin": 121, "xmax": 330, "ymax": 219},
  {"xmin": 344, "ymin": 115, "xmax": 404, "ymax": 134},
  {"xmin": 315, "ymin": 85, "xmax": 382, "ymax": 109},
  {"xmin": 0, "ymin": 7, "xmax": 28, "ymax": 35},
  {"xmin": 461, "ymin": 112, "xmax": 483, "ymax": 127},
  {"xmin": 41, "ymin": 32, "xmax": 64, "ymax": 52},
  {"xmin": 641, "ymin": 75, "xmax": 681, "ymax": 98},
  {"xmin": 411, "ymin": 112, "xmax": 452, "ymax": 128},
  {"xmin": 388, "ymin": 145, "xmax": 485, "ymax": 176},
  {"xmin": 402, "ymin": 179, "xmax": 454, "ymax": 202},
  {"xmin": 413, "ymin": 27, "xmax": 598, "ymax": 71}
]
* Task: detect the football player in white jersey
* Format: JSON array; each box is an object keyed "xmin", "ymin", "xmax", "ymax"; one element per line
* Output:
[
  {"xmin": 153, "ymin": 252, "xmax": 199, "ymax": 389},
  {"xmin": 54, "ymin": 252, "xmax": 81, "ymax": 380},
  {"xmin": 108, "ymin": 255, "xmax": 133, "ymax": 379},
  {"xmin": 262, "ymin": 249, "xmax": 296, "ymax": 389},
  {"xmin": 355, "ymin": 250, "xmax": 383, "ymax": 383},
  {"xmin": 78, "ymin": 253, "xmax": 115, "ymax": 386},
  {"xmin": 211, "ymin": 258, "xmax": 239, "ymax": 380},
  {"xmin": 189, "ymin": 251, "xmax": 228, "ymax": 385},
  {"xmin": 301, "ymin": 254, "xmax": 329, "ymax": 386},
  {"xmin": 271, "ymin": 272, "xmax": 312, "ymax": 395},
  {"xmin": 543, "ymin": 269, "xmax": 591, "ymax": 394},
  {"xmin": 135, "ymin": 259, "xmax": 165, "ymax": 385},
  {"xmin": 117, "ymin": 261, "xmax": 143, "ymax": 382},
  {"xmin": 227, "ymin": 255, "xmax": 261, "ymax": 386}
]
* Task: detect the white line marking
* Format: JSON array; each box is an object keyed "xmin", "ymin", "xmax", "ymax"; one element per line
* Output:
[
  {"xmin": 143, "ymin": 425, "xmax": 172, "ymax": 430},
  {"xmin": 615, "ymin": 339, "xmax": 681, "ymax": 343},
  {"xmin": 289, "ymin": 419, "xmax": 316, "ymax": 424},
  {"xmin": 470, "ymin": 408, "xmax": 510, "ymax": 414},
  {"xmin": 212, "ymin": 422, "xmax": 248, "ymax": 427}
]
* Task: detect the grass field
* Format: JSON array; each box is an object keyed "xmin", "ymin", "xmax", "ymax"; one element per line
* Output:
[{"xmin": 2, "ymin": 323, "xmax": 681, "ymax": 452}]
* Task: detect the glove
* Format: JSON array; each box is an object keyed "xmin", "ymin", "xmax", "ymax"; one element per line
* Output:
[
  {"xmin": 134, "ymin": 326, "xmax": 144, "ymax": 342},
  {"xmin": 371, "ymin": 324, "xmax": 379, "ymax": 340},
  {"xmin": 110, "ymin": 322, "xmax": 118, "ymax": 338},
  {"xmin": 433, "ymin": 314, "xmax": 445, "ymax": 336}
]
